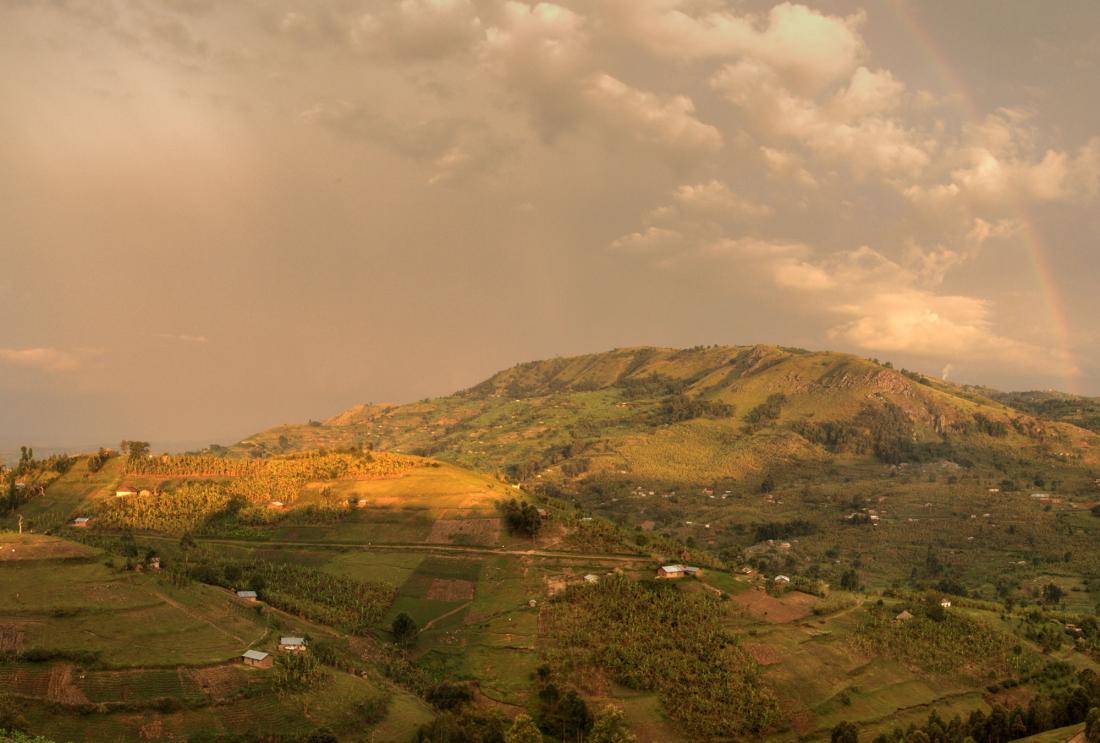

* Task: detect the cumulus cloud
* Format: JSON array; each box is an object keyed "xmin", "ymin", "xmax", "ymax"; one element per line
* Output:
[
  {"xmin": 349, "ymin": 0, "xmax": 484, "ymax": 59},
  {"xmin": 480, "ymin": 3, "xmax": 720, "ymax": 160},
  {"xmin": 0, "ymin": 348, "xmax": 80, "ymax": 372},
  {"xmin": 711, "ymin": 60, "xmax": 930, "ymax": 177},
  {"xmin": 581, "ymin": 74, "xmax": 722, "ymax": 156},
  {"xmin": 827, "ymin": 289, "xmax": 1072, "ymax": 375},
  {"xmin": 604, "ymin": 1, "xmax": 866, "ymax": 93},
  {"xmin": 301, "ymin": 101, "xmax": 510, "ymax": 184}
]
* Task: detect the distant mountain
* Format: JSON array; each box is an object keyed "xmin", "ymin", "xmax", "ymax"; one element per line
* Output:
[{"xmin": 236, "ymin": 345, "xmax": 1100, "ymax": 484}]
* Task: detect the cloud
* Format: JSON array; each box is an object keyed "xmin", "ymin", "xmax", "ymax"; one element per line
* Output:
[
  {"xmin": 0, "ymin": 348, "xmax": 80, "ymax": 372},
  {"xmin": 301, "ymin": 101, "xmax": 510, "ymax": 184},
  {"xmin": 480, "ymin": 3, "xmax": 719, "ymax": 160},
  {"xmin": 581, "ymin": 74, "xmax": 722, "ymax": 157},
  {"xmin": 711, "ymin": 60, "xmax": 930, "ymax": 178},
  {"xmin": 826, "ymin": 289, "xmax": 1072, "ymax": 375},
  {"xmin": 349, "ymin": 0, "xmax": 484, "ymax": 59},
  {"xmin": 605, "ymin": 1, "xmax": 866, "ymax": 93},
  {"xmin": 670, "ymin": 180, "xmax": 773, "ymax": 219},
  {"xmin": 157, "ymin": 333, "xmax": 210, "ymax": 344}
]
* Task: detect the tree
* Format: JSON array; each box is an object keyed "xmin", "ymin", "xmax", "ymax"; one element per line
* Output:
[
  {"xmin": 120, "ymin": 440, "xmax": 151, "ymax": 459},
  {"xmin": 1085, "ymin": 707, "xmax": 1100, "ymax": 743},
  {"xmin": 590, "ymin": 706, "xmax": 637, "ymax": 743},
  {"xmin": 831, "ymin": 721, "xmax": 859, "ymax": 743},
  {"xmin": 505, "ymin": 714, "xmax": 544, "ymax": 743},
  {"xmin": 1042, "ymin": 582, "xmax": 1066, "ymax": 605},
  {"xmin": 392, "ymin": 612, "xmax": 419, "ymax": 648}
]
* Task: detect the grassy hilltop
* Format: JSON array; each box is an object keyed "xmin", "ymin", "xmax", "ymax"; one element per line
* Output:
[
  {"xmin": 2, "ymin": 345, "xmax": 1100, "ymax": 742},
  {"xmin": 236, "ymin": 345, "xmax": 1100, "ymax": 483}
]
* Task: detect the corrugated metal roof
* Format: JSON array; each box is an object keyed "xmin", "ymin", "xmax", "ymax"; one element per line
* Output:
[
  {"xmin": 237, "ymin": 590, "xmax": 258, "ymax": 598},
  {"xmin": 280, "ymin": 636, "xmax": 305, "ymax": 646},
  {"xmin": 242, "ymin": 650, "xmax": 269, "ymax": 661},
  {"xmin": 660, "ymin": 565, "xmax": 684, "ymax": 572}
]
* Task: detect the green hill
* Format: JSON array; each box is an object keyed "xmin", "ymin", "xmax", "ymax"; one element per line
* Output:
[{"xmin": 236, "ymin": 345, "xmax": 1100, "ymax": 484}]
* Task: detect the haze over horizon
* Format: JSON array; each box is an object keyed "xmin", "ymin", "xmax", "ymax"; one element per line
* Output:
[{"xmin": 3, "ymin": 0, "xmax": 1099, "ymax": 448}]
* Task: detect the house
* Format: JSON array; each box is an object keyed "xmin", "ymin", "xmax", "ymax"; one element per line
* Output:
[
  {"xmin": 355, "ymin": 498, "xmax": 369, "ymax": 509},
  {"xmin": 72, "ymin": 517, "xmax": 90, "ymax": 528},
  {"xmin": 683, "ymin": 566, "xmax": 702, "ymax": 577},
  {"xmin": 147, "ymin": 556, "xmax": 161, "ymax": 572},
  {"xmin": 536, "ymin": 508, "xmax": 549, "ymax": 519},
  {"xmin": 237, "ymin": 590, "xmax": 259, "ymax": 602},
  {"xmin": 583, "ymin": 574, "xmax": 599, "ymax": 584},
  {"xmin": 279, "ymin": 636, "xmax": 307, "ymax": 652},
  {"xmin": 267, "ymin": 501, "xmax": 285, "ymax": 511},
  {"xmin": 114, "ymin": 485, "xmax": 137, "ymax": 497},
  {"xmin": 895, "ymin": 610, "xmax": 914, "ymax": 623},
  {"xmin": 773, "ymin": 575, "xmax": 791, "ymax": 584},
  {"xmin": 657, "ymin": 565, "xmax": 686, "ymax": 579},
  {"xmin": 940, "ymin": 598, "xmax": 952, "ymax": 608},
  {"xmin": 241, "ymin": 649, "xmax": 272, "ymax": 668}
]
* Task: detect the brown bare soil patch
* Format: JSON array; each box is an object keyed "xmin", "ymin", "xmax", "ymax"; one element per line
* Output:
[
  {"xmin": 0, "ymin": 625, "xmax": 25, "ymax": 654},
  {"xmin": 0, "ymin": 536, "xmax": 95, "ymax": 561},
  {"xmin": 545, "ymin": 576, "xmax": 568, "ymax": 597},
  {"xmin": 742, "ymin": 641, "xmax": 783, "ymax": 666},
  {"xmin": 189, "ymin": 665, "xmax": 241, "ymax": 699},
  {"xmin": 47, "ymin": 664, "xmax": 89, "ymax": 705},
  {"xmin": 426, "ymin": 578, "xmax": 476, "ymax": 601},
  {"xmin": 139, "ymin": 718, "xmax": 165, "ymax": 740},
  {"xmin": 730, "ymin": 589, "xmax": 817, "ymax": 624},
  {"xmin": 428, "ymin": 518, "xmax": 501, "ymax": 544}
]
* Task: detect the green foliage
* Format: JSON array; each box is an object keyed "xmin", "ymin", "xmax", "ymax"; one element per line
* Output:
[
  {"xmin": 392, "ymin": 612, "xmax": 419, "ymax": 648},
  {"xmin": 744, "ymin": 393, "xmax": 787, "ymax": 430},
  {"xmin": 536, "ymin": 684, "xmax": 593, "ymax": 741},
  {"xmin": 0, "ymin": 731, "xmax": 58, "ymax": 743},
  {"xmin": 545, "ymin": 574, "xmax": 778, "ymax": 738},
  {"xmin": 94, "ymin": 483, "xmax": 230, "ymax": 534},
  {"xmin": 505, "ymin": 714, "xmax": 543, "ymax": 743},
  {"xmin": 1086, "ymin": 707, "xmax": 1100, "ymax": 743},
  {"xmin": 274, "ymin": 651, "xmax": 325, "ymax": 692},
  {"xmin": 500, "ymin": 498, "xmax": 542, "ymax": 538},
  {"xmin": 589, "ymin": 706, "xmax": 638, "ymax": 743},
  {"xmin": 832, "ymin": 720, "xmax": 859, "ymax": 743},
  {"xmin": 425, "ymin": 681, "xmax": 472, "ymax": 710},
  {"xmin": 853, "ymin": 603, "xmax": 1036, "ymax": 677},
  {"xmin": 181, "ymin": 555, "xmax": 394, "ymax": 633}
]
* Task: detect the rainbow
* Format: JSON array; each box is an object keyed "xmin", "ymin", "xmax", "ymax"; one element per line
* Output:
[{"xmin": 887, "ymin": 0, "xmax": 1081, "ymax": 391}]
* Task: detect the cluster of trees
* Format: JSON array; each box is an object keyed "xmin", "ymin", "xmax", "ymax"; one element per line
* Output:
[
  {"xmin": 86, "ymin": 448, "xmax": 115, "ymax": 473},
  {"xmin": 94, "ymin": 483, "xmax": 230, "ymax": 534},
  {"xmin": 792, "ymin": 401, "xmax": 952, "ymax": 464},
  {"xmin": 500, "ymin": 499, "xmax": 542, "ymax": 538},
  {"xmin": 652, "ymin": 393, "xmax": 733, "ymax": 425},
  {"xmin": 853, "ymin": 600, "xmax": 1036, "ymax": 678},
  {"xmin": 753, "ymin": 519, "xmax": 816, "ymax": 543},
  {"xmin": 836, "ymin": 669, "xmax": 1100, "ymax": 743},
  {"xmin": 179, "ymin": 556, "xmax": 394, "ymax": 634},
  {"xmin": 545, "ymin": 574, "xmax": 778, "ymax": 738},
  {"xmin": 273, "ymin": 652, "xmax": 324, "ymax": 693},
  {"xmin": 743, "ymin": 393, "xmax": 788, "ymax": 432}
]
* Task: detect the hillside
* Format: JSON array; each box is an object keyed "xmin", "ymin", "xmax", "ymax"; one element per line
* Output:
[{"xmin": 237, "ymin": 345, "xmax": 1100, "ymax": 484}]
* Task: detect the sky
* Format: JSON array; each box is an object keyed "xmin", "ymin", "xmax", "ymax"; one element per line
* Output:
[{"xmin": 1, "ymin": 0, "xmax": 1099, "ymax": 449}]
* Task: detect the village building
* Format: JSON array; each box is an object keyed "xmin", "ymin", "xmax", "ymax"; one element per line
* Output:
[
  {"xmin": 940, "ymin": 598, "xmax": 952, "ymax": 608},
  {"xmin": 72, "ymin": 517, "xmax": 90, "ymax": 528},
  {"xmin": 241, "ymin": 649, "xmax": 272, "ymax": 668},
  {"xmin": 267, "ymin": 500, "xmax": 285, "ymax": 511},
  {"xmin": 237, "ymin": 590, "xmax": 259, "ymax": 602},
  {"xmin": 773, "ymin": 575, "xmax": 791, "ymax": 584},
  {"xmin": 895, "ymin": 610, "xmax": 914, "ymax": 623},
  {"xmin": 583, "ymin": 574, "xmax": 599, "ymax": 583},
  {"xmin": 536, "ymin": 508, "xmax": 549, "ymax": 519},
  {"xmin": 279, "ymin": 636, "xmax": 307, "ymax": 652},
  {"xmin": 114, "ymin": 485, "xmax": 137, "ymax": 497},
  {"xmin": 355, "ymin": 498, "xmax": 369, "ymax": 509},
  {"xmin": 147, "ymin": 556, "xmax": 160, "ymax": 572}
]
